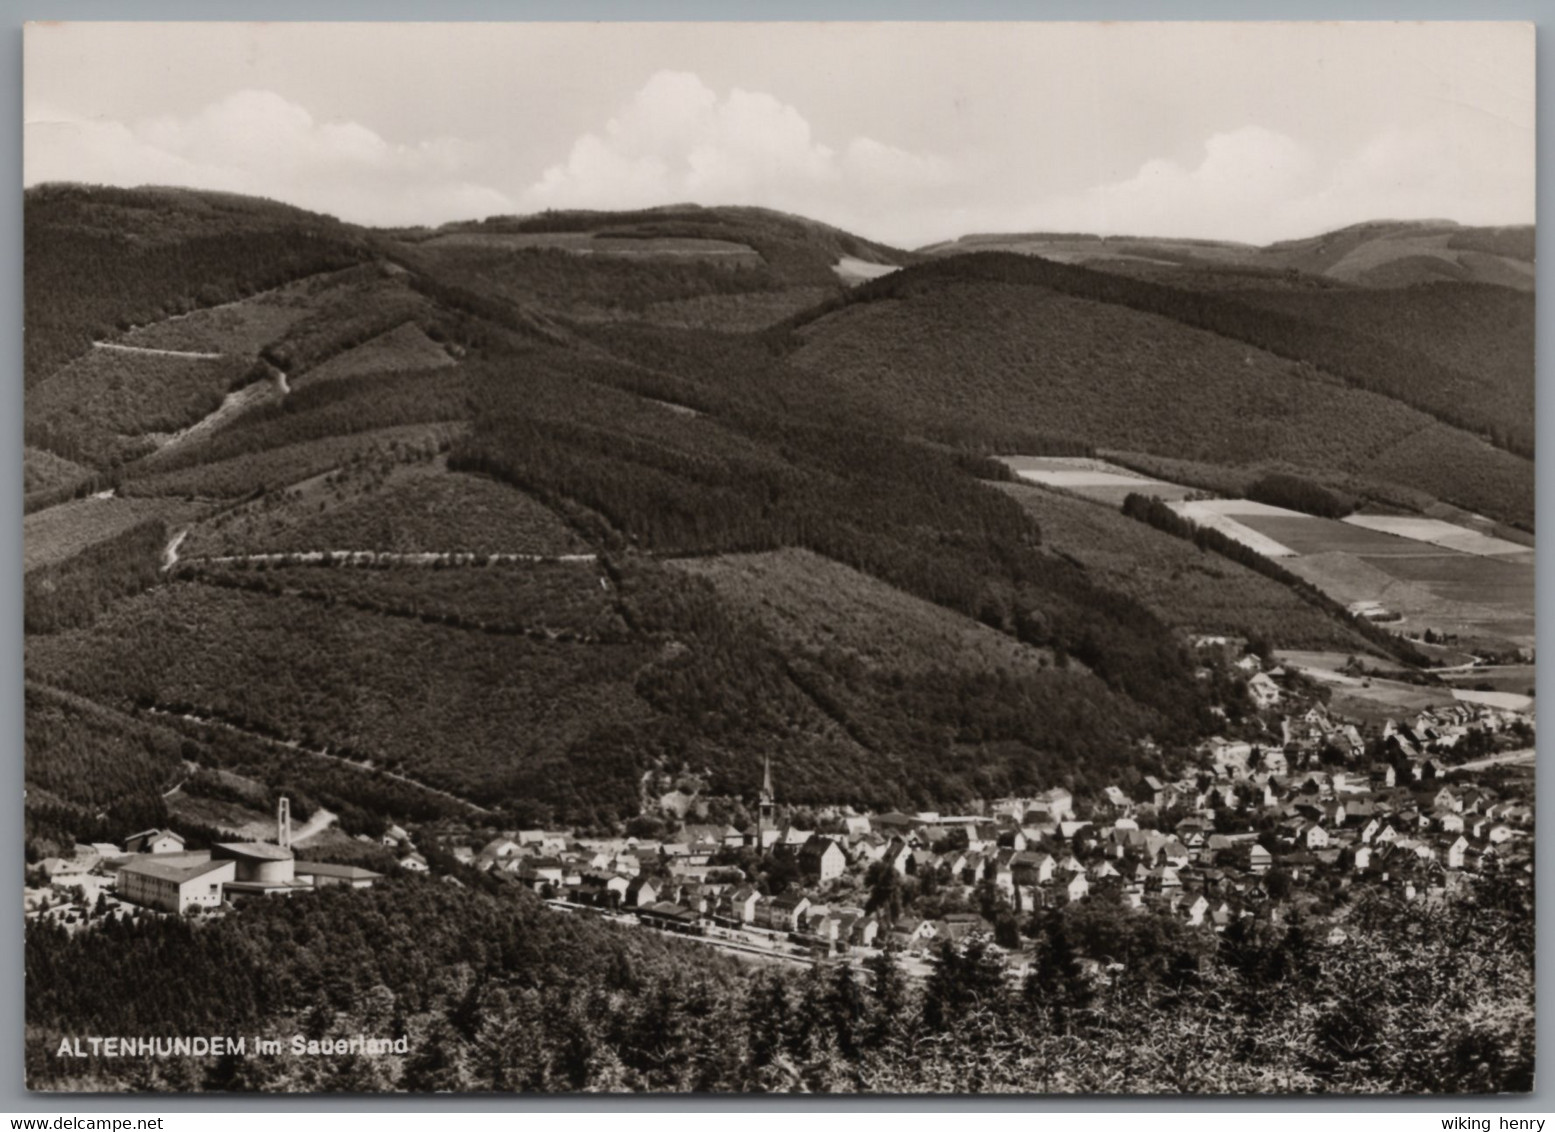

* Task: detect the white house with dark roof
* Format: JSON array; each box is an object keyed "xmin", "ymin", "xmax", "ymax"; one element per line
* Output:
[{"xmin": 124, "ymin": 829, "xmax": 185, "ymax": 855}]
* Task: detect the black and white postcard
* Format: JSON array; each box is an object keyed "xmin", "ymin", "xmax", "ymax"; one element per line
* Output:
[{"xmin": 21, "ymin": 21, "xmax": 1536, "ymax": 1094}]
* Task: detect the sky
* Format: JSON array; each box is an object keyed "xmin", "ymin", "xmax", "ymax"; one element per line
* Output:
[{"xmin": 23, "ymin": 21, "xmax": 1536, "ymax": 248}]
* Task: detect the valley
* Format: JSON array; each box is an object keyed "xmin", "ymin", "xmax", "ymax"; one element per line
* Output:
[{"xmin": 20, "ymin": 184, "xmax": 1535, "ymax": 1095}]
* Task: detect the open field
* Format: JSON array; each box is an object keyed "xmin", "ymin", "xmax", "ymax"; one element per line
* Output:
[
  {"xmin": 1356, "ymin": 553, "xmax": 1535, "ymax": 609},
  {"xmin": 997, "ymin": 483, "xmax": 1375, "ymax": 651},
  {"xmin": 1276, "ymin": 658, "xmax": 1460, "ymax": 720},
  {"xmin": 1342, "ymin": 514, "xmax": 1530, "ymax": 556},
  {"xmin": 1231, "ymin": 513, "xmax": 1427, "ymax": 557},
  {"xmin": 1439, "ymin": 665, "xmax": 1537, "ymax": 694},
  {"xmin": 833, "ymin": 256, "xmax": 901, "ymax": 285},
  {"xmin": 1283, "ymin": 551, "xmax": 1533, "ymax": 649},
  {"xmin": 1119, "ymin": 468, "xmax": 1538, "ymax": 653},
  {"xmin": 1163, "ymin": 494, "xmax": 1533, "ymax": 647},
  {"xmin": 1274, "ymin": 650, "xmax": 1393, "ymax": 674},
  {"xmin": 24, "ymin": 496, "xmax": 206, "ymax": 572},
  {"xmin": 669, "ymin": 547, "xmax": 1057, "ymax": 674},
  {"xmin": 999, "ymin": 453, "xmax": 1535, "ymax": 656},
  {"xmin": 1167, "ymin": 500, "xmax": 1298, "ymax": 557},
  {"xmin": 1278, "ymin": 649, "xmax": 1534, "ymax": 719},
  {"xmin": 1417, "ymin": 500, "xmax": 1535, "ymax": 549},
  {"xmin": 999, "ymin": 455, "xmax": 1198, "ymax": 505},
  {"xmin": 1451, "ymin": 688, "xmax": 1534, "ymax": 712},
  {"xmin": 1275, "ymin": 547, "xmax": 1455, "ymax": 609},
  {"xmin": 1326, "ymin": 684, "xmax": 1456, "ymax": 725}
]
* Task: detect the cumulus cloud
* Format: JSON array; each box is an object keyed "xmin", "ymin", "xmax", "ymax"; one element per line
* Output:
[
  {"xmin": 521, "ymin": 75, "xmax": 1530, "ymax": 246},
  {"xmin": 520, "ymin": 71, "xmax": 957, "ymax": 232},
  {"xmin": 25, "ymin": 89, "xmax": 516, "ymax": 227},
  {"xmin": 1000, "ymin": 120, "xmax": 1533, "ymax": 245},
  {"xmin": 24, "ymin": 77, "xmax": 1532, "ymax": 247},
  {"xmin": 1093, "ymin": 127, "xmax": 1318, "ymax": 240}
]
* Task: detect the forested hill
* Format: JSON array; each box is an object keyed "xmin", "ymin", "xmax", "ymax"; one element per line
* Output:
[
  {"xmin": 24, "ymin": 184, "xmax": 374, "ymax": 389},
  {"xmin": 920, "ymin": 219, "xmax": 1535, "ymax": 290},
  {"xmin": 22, "ymin": 187, "xmax": 1529, "ymax": 834},
  {"xmin": 777, "ymin": 252, "xmax": 1534, "ymax": 524},
  {"xmin": 408, "ymin": 203, "xmax": 911, "ymax": 282}
]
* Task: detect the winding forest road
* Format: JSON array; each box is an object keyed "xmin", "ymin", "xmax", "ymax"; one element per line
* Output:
[
  {"xmin": 161, "ymin": 529, "xmax": 189, "ymax": 572},
  {"xmin": 181, "ymin": 549, "xmax": 598, "ymax": 569},
  {"xmin": 92, "ymin": 341, "xmax": 224, "ymax": 360}
]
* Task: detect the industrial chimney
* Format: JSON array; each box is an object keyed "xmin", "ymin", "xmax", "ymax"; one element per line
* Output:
[{"xmin": 277, "ymin": 796, "xmax": 292, "ymax": 850}]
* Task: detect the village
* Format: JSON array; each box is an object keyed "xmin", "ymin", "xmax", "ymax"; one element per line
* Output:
[
  {"xmin": 25, "ymin": 650, "xmax": 1535, "ymax": 976},
  {"xmin": 432, "ymin": 650, "xmax": 1536, "ymax": 971}
]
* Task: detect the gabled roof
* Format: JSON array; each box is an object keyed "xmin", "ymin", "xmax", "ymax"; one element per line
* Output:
[{"xmin": 126, "ymin": 828, "xmax": 184, "ymax": 846}]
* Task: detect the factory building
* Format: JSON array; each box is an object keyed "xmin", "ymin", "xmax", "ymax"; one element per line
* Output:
[
  {"xmin": 115, "ymin": 856, "xmax": 237, "ymax": 915},
  {"xmin": 113, "ymin": 798, "xmax": 377, "ymax": 912}
]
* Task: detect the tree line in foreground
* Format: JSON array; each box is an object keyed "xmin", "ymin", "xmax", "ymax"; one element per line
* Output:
[{"xmin": 25, "ymin": 872, "xmax": 1532, "ymax": 1094}]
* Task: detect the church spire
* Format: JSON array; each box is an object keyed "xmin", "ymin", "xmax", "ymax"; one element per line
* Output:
[{"xmin": 756, "ymin": 755, "xmax": 776, "ymax": 854}]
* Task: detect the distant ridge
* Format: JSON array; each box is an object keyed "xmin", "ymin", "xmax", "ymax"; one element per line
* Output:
[{"xmin": 919, "ymin": 217, "xmax": 1534, "ymax": 290}]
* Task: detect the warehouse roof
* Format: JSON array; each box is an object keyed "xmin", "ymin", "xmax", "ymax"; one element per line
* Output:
[
  {"xmin": 119, "ymin": 857, "xmax": 231, "ymax": 885},
  {"xmin": 214, "ymin": 842, "xmax": 294, "ymax": 862}
]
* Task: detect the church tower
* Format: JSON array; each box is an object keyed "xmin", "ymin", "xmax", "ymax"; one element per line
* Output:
[{"xmin": 757, "ymin": 755, "xmax": 775, "ymax": 853}]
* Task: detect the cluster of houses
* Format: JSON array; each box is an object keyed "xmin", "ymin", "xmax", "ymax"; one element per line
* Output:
[
  {"xmin": 1379, "ymin": 702, "xmax": 1527, "ymax": 755},
  {"xmin": 26, "ymin": 653, "xmax": 1533, "ymax": 962},
  {"xmin": 26, "ymin": 801, "xmax": 383, "ymax": 923},
  {"xmin": 448, "ymin": 651, "xmax": 1534, "ymax": 958},
  {"xmin": 447, "ymin": 720, "xmax": 1532, "ymax": 958}
]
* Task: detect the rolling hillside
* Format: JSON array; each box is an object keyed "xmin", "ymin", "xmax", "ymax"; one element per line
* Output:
[
  {"xmin": 992, "ymin": 481, "xmax": 1379, "ymax": 654},
  {"xmin": 782, "ymin": 257, "xmax": 1534, "ymax": 523},
  {"xmin": 22, "ymin": 186, "xmax": 1534, "ymax": 838},
  {"xmin": 24, "ymin": 184, "xmax": 371, "ymax": 390},
  {"xmin": 922, "ymin": 220, "xmax": 1534, "ymax": 290},
  {"xmin": 391, "ymin": 204, "xmax": 911, "ymax": 330}
]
